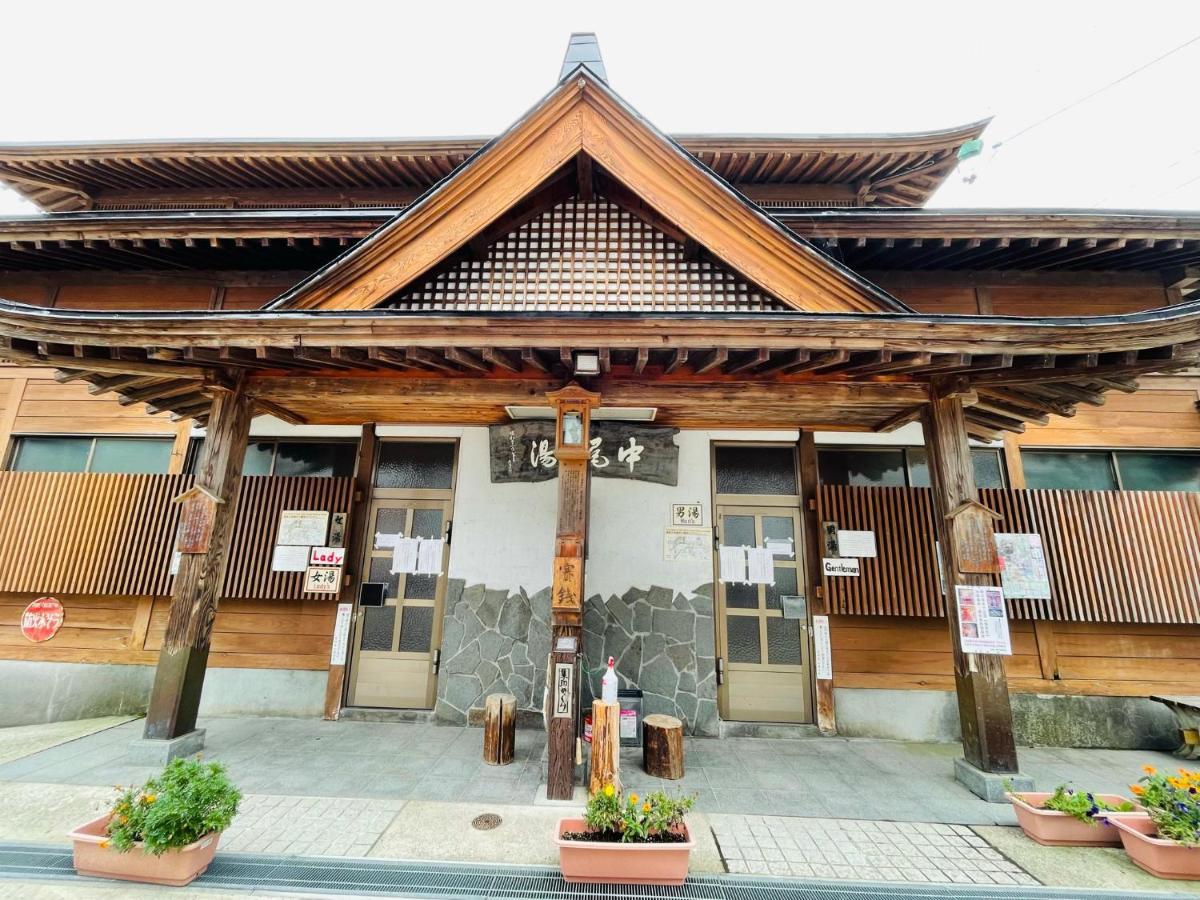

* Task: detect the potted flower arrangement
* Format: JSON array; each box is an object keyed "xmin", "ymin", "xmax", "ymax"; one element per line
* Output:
[
  {"xmin": 555, "ymin": 784, "xmax": 696, "ymax": 885},
  {"xmin": 1007, "ymin": 784, "xmax": 1141, "ymax": 846},
  {"xmin": 68, "ymin": 757, "xmax": 241, "ymax": 887},
  {"xmin": 1112, "ymin": 765, "xmax": 1200, "ymax": 880}
]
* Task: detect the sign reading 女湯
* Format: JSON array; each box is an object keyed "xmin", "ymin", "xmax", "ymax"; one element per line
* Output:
[{"xmin": 488, "ymin": 422, "xmax": 679, "ymax": 486}]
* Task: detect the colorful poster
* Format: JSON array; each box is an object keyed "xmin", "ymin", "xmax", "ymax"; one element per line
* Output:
[
  {"xmin": 994, "ymin": 533, "xmax": 1052, "ymax": 600},
  {"xmin": 955, "ymin": 584, "xmax": 1012, "ymax": 655}
]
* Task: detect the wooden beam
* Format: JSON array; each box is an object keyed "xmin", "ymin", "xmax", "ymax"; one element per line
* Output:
[
  {"xmin": 0, "ymin": 342, "xmax": 207, "ymax": 379},
  {"xmin": 663, "ymin": 349, "xmax": 688, "ymax": 374},
  {"xmin": 483, "ymin": 348, "xmax": 522, "ymax": 373},
  {"xmin": 444, "ymin": 347, "xmax": 490, "ymax": 372},
  {"xmin": 575, "ymin": 152, "xmax": 594, "ymax": 203},
  {"xmin": 924, "ymin": 378, "xmax": 1018, "ymax": 777},
  {"xmin": 143, "ymin": 375, "xmax": 254, "ymax": 742},
  {"xmin": 253, "ymin": 397, "xmax": 308, "ymax": 425},
  {"xmin": 723, "ymin": 348, "xmax": 770, "ymax": 375},
  {"xmin": 632, "ymin": 347, "xmax": 649, "ymax": 375},
  {"xmin": 797, "ymin": 431, "xmax": 835, "ymax": 734},
  {"xmin": 521, "ymin": 348, "xmax": 550, "ymax": 372},
  {"xmin": 692, "ymin": 348, "xmax": 728, "ymax": 375}
]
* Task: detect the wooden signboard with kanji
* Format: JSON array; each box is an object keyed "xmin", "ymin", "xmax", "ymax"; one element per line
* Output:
[
  {"xmin": 551, "ymin": 555, "xmax": 583, "ymax": 618},
  {"xmin": 172, "ymin": 485, "xmax": 224, "ymax": 554},
  {"xmin": 945, "ymin": 499, "xmax": 1002, "ymax": 574}
]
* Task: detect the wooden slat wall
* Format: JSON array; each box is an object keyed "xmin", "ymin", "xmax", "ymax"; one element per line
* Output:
[
  {"xmin": 831, "ymin": 615, "xmax": 1200, "ymax": 698},
  {"xmin": 0, "ymin": 472, "xmax": 353, "ymax": 599},
  {"xmin": 818, "ymin": 484, "xmax": 1200, "ymax": 624}
]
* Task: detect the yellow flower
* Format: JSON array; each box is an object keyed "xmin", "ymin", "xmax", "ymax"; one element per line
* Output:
[
  {"xmin": 628, "ymin": 793, "xmax": 639, "ymax": 806},
  {"xmin": 99, "ymin": 840, "xmax": 110, "ymax": 849},
  {"xmin": 1143, "ymin": 765, "xmax": 1157, "ymax": 776},
  {"xmin": 145, "ymin": 794, "xmax": 157, "ymax": 804},
  {"xmin": 1131, "ymin": 785, "xmax": 1145, "ymax": 796},
  {"xmin": 642, "ymin": 802, "xmax": 652, "ymax": 814},
  {"xmin": 603, "ymin": 784, "xmax": 615, "ymax": 798}
]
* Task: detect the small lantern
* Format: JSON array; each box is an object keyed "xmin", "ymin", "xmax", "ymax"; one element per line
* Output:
[{"xmin": 547, "ymin": 384, "xmax": 601, "ymax": 461}]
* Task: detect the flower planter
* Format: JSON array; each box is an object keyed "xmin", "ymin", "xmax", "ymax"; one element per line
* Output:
[
  {"xmin": 1007, "ymin": 792, "xmax": 1145, "ymax": 847},
  {"xmin": 555, "ymin": 817, "xmax": 694, "ymax": 885},
  {"xmin": 68, "ymin": 815, "xmax": 221, "ymax": 887},
  {"xmin": 1112, "ymin": 816, "xmax": 1200, "ymax": 881}
]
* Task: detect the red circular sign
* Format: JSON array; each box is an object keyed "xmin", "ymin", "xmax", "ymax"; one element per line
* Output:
[{"xmin": 21, "ymin": 597, "xmax": 64, "ymax": 643}]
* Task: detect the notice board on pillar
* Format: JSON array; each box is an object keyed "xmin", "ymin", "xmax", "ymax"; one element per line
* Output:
[{"xmin": 955, "ymin": 585, "xmax": 1012, "ymax": 655}]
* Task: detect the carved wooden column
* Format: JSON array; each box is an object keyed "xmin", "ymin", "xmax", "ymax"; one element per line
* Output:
[
  {"xmin": 143, "ymin": 374, "xmax": 253, "ymax": 746},
  {"xmin": 923, "ymin": 376, "xmax": 1020, "ymax": 785},
  {"xmin": 545, "ymin": 384, "xmax": 599, "ymax": 800}
]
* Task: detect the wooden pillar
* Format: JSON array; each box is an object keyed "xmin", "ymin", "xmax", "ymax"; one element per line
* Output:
[
  {"xmin": 924, "ymin": 377, "xmax": 1018, "ymax": 774},
  {"xmin": 545, "ymin": 384, "xmax": 600, "ymax": 800},
  {"xmin": 144, "ymin": 375, "xmax": 253, "ymax": 741},
  {"xmin": 798, "ymin": 431, "xmax": 836, "ymax": 734},
  {"xmin": 324, "ymin": 423, "xmax": 378, "ymax": 720}
]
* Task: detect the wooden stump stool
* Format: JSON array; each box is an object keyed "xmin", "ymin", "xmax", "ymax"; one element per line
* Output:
[
  {"xmin": 588, "ymin": 700, "xmax": 622, "ymax": 796},
  {"xmin": 482, "ymin": 693, "xmax": 516, "ymax": 765},
  {"xmin": 643, "ymin": 714, "xmax": 684, "ymax": 780}
]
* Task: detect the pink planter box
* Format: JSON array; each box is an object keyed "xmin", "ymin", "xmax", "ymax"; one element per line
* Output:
[
  {"xmin": 1113, "ymin": 816, "xmax": 1200, "ymax": 881},
  {"xmin": 555, "ymin": 817, "xmax": 694, "ymax": 885},
  {"xmin": 68, "ymin": 814, "xmax": 221, "ymax": 887},
  {"xmin": 1008, "ymin": 792, "xmax": 1145, "ymax": 847}
]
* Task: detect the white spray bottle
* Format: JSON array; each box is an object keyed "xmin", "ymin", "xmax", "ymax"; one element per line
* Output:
[{"xmin": 601, "ymin": 655, "xmax": 618, "ymax": 703}]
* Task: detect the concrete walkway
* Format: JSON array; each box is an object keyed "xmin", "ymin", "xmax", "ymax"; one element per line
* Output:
[{"xmin": 0, "ymin": 715, "xmax": 1195, "ymax": 896}]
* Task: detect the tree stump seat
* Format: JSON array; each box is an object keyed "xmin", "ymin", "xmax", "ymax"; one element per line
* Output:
[
  {"xmin": 643, "ymin": 713, "xmax": 684, "ymax": 779},
  {"xmin": 483, "ymin": 692, "xmax": 517, "ymax": 765}
]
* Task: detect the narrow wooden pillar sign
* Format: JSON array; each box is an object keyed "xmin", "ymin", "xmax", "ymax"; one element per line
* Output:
[
  {"xmin": 545, "ymin": 384, "xmax": 599, "ymax": 800},
  {"xmin": 923, "ymin": 377, "xmax": 1018, "ymax": 775},
  {"xmin": 144, "ymin": 376, "xmax": 253, "ymax": 741}
]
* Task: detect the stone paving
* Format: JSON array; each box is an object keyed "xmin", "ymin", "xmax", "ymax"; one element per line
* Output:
[
  {"xmin": 219, "ymin": 793, "xmax": 404, "ymax": 857},
  {"xmin": 711, "ymin": 814, "xmax": 1039, "ymax": 885}
]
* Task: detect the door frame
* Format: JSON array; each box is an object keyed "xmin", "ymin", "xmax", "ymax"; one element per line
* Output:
[
  {"xmin": 343, "ymin": 437, "xmax": 459, "ymax": 710},
  {"xmin": 709, "ymin": 440, "xmax": 815, "ymax": 723}
]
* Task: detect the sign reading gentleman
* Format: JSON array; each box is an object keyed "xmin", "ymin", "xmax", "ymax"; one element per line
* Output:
[{"xmin": 489, "ymin": 422, "xmax": 679, "ymax": 486}]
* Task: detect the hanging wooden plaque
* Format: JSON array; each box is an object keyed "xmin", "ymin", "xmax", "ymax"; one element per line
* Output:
[
  {"xmin": 551, "ymin": 555, "xmax": 584, "ymax": 613},
  {"xmin": 945, "ymin": 500, "xmax": 1002, "ymax": 574},
  {"xmin": 173, "ymin": 486, "xmax": 223, "ymax": 554}
]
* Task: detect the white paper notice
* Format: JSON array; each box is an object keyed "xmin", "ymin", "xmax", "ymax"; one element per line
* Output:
[
  {"xmin": 276, "ymin": 510, "xmax": 329, "ymax": 547},
  {"xmin": 663, "ymin": 526, "xmax": 711, "ymax": 563},
  {"xmin": 329, "ymin": 603, "xmax": 353, "ymax": 666},
  {"xmin": 747, "ymin": 548, "xmax": 776, "ymax": 585},
  {"xmin": 994, "ymin": 533, "xmax": 1051, "ymax": 600},
  {"xmin": 417, "ymin": 538, "xmax": 444, "ymax": 575},
  {"xmin": 391, "ymin": 538, "xmax": 420, "ymax": 575},
  {"xmin": 955, "ymin": 584, "xmax": 1012, "ymax": 655},
  {"xmin": 271, "ymin": 544, "xmax": 310, "ymax": 572},
  {"xmin": 836, "ymin": 530, "xmax": 877, "ymax": 558},
  {"xmin": 374, "ymin": 532, "xmax": 403, "ymax": 549},
  {"xmin": 765, "ymin": 538, "xmax": 795, "ymax": 558},
  {"xmin": 718, "ymin": 545, "xmax": 747, "ymax": 583},
  {"xmin": 812, "ymin": 615, "xmax": 833, "ymax": 680}
]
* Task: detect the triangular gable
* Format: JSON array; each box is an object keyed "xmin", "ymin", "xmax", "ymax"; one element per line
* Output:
[{"xmin": 271, "ymin": 68, "xmax": 909, "ymax": 314}]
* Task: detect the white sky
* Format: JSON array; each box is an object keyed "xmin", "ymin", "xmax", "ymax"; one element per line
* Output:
[{"xmin": 2, "ymin": 0, "xmax": 1199, "ymax": 215}]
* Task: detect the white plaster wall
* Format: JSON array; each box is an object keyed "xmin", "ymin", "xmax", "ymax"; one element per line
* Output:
[{"xmin": 427, "ymin": 425, "xmax": 807, "ymax": 598}]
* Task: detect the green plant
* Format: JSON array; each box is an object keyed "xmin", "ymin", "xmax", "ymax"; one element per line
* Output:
[
  {"xmin": 1132, "ymin": 765, "xmax": 1200, "ymax": 847},
  {"xmin": 574, "ymin": 783, "xmax": 694, "ymax": 843},
  {"xmin": 103, "ymin": 758, "xmax": 241, "ymax": 855},
  {"xmin": 1035, "ymin": 784, "xmax": 1134, "ymax": 824}
]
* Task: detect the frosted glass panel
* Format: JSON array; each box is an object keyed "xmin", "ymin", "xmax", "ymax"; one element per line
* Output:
[
  {"xmin": 368, "ymin": 557, "xmax": 400, "ymax": 598},
  {"xmin": 398, "ymin": 606, "xmax": 434, "ymax": 652},
  {"xmin": 715, "ymin": 446, "xmax": 797, "ymax": 495},
  {"xmin": 376, "ymin": 442, "xmax": 454, "ymax": 489},
  {"xmin": 11, "ymin": 437, "xmax": 91, "ymax": 472},
  {"xmin": 1116, "ymin": 452, "xmax": 1200, "ymax": 492},
  {"xmin": 765, "ymin": 566, "xmax": 798, "ymax": 610},
  {"xmin": 411, "ymin": 508, "xmax": 443, "ymax": 539},
  {"xmin": 767, "ymin": 617, "xmax": 802, "ymax": 665},
  {"xmin": 726, "ymin": 615, "xmax": 761, "ymax": 663},
  {"xmin": 725, "ymin": 582, "xmax": 758, "ymax": 609},
  {"xmin": 723, "ymin": 515, "xmax": 755, "ymax": 547},
  {"xmin": 1024, "ymin": 451, "xmax": 1116, "ymax": 490},
  {"xmin": 403, "ymin": 574, "xmax": 438, "ymax": 600},
  {"xmin": 360, "ymin": 606, "xmax": 395, "ymax": 651},
  {"xmin": 373, "ymin": 508, "xmax": 409, "ymax": 546},
  {"xmin": 90, "ymin": 438, "xmax": 172, "ymax": 474},
  {"xmin": 762, "ymin": 516, "xmax": 794, "ymax": 543}
]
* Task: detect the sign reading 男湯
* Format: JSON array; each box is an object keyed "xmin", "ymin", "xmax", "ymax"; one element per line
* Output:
[{"xmin": 488, "ymin": 422, "xmax": 679, "ymax": 486}]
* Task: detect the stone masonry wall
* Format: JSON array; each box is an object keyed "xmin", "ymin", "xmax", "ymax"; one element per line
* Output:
[{"xmin": 433, "ymin": 579, "xmax": 718, "ymax": 736}]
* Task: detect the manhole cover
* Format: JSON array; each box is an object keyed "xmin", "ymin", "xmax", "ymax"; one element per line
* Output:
[{"xmin": 471, "ymin": 813, "xmax": 502, "ymax": 831}]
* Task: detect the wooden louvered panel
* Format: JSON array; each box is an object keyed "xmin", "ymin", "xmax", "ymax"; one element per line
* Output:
[
  {"xmin": 0, "ymin": 473, "xmax": 352, "ymax": 600},
  {"xmin": 818, "ymin": 485, "xmax": 1200, "ymax": 625}
]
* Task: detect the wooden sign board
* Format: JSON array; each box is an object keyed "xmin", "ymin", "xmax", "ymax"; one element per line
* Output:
[
  {"xmin": 946, "ymin": 500, "xmax": 1002, "ymax": 574},
  {"xmin": 551, "ymin": 555, "xmax": 583, "ymax": 613},
  {"xmin": 173, "ymin": 487, "xmax": 221, "ymax": 554}
]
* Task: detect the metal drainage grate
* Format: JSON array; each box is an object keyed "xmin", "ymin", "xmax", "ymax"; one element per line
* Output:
[
  {"xmin": 471, "ymin": 813, "xmax": 502, "ymax": 831},
  {"xmin": 0, "ymin": 843, "xmax": 1190, "ymax": 900}
]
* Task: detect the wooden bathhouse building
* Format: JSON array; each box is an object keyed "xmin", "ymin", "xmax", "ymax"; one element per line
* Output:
[{"xmin": 1, "ymin": 34, "xmax": 1199, "ymax": 795}]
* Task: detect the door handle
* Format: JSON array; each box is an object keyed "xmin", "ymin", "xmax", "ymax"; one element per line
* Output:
[
  {"xmin": 433, "ymin": 648, "xmax": 441, "ymax": 675},
  {"xmin": 715, "ymin": 656, "xmax": 725, "ymax": 685}
]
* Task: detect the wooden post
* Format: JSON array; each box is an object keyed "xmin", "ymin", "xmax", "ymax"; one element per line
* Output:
[
  {"xmin": 143, "ymin": 375, "xmax": 253, "ymax": 741},
  {"xmin": 483, "ymin": 692, "xmax": 517, "ymax": 765},
  {"xmin": 324, "ymin": 423, "xmax": 377, "ymax": 720},
  {"xmin": 924, "ymin": 377, "xmax": 1019, "ymax": 775},
  {"xmin": 588, "ymin": 700, "xmax": 622, "ymax": 795},
  {"xmin": 798, "ymin": 431, "xmax": 836, "ymax": 734},
  {"xmin": 545, "ymin": 384, "xmax": 600, "ymax": 800}
]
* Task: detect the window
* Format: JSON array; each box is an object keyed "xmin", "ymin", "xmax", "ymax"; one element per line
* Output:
[
  {"xmin": 375, "ymin": 441, "xmax": 455, "ymax": 489},
  {"xmin": 714, "ymin": 445, "xmax": 798, "ymax": 495},
  {"xmin": 1023, "ymin": 449, "xmax": 1200, "ymax": 492},
  {"xmin": 184, "ymin": 438, "xmax": 358, "ymax": 477},
  {"xmin": 7, "ymin": 436, "xmax": 173, "ymax": 474},
  {"xmin": 818, "ymin": 447, "xmax": 1006, "ymax": 489}
]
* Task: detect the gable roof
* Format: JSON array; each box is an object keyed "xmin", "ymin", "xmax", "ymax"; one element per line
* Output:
[{"xmin": 268, "ymin": 69, "xmax": 910, "ymax": 314}]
